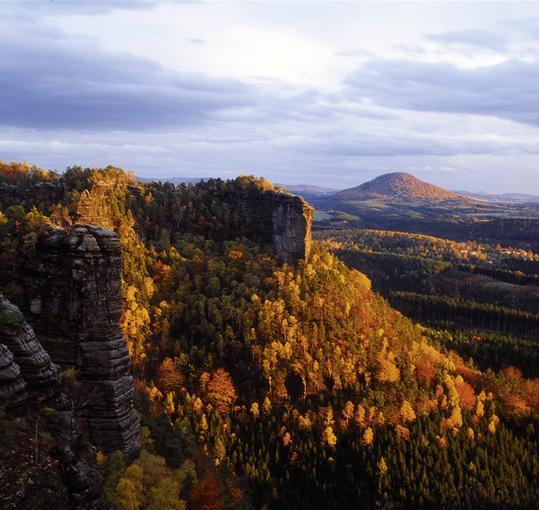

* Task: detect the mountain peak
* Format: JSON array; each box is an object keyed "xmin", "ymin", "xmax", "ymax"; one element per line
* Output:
[{"xmin": 335, "ymin": 172, "xmax": 465, "ymax": 202}]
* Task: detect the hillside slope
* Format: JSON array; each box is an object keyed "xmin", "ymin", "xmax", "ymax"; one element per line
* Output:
[
  {"xmin": 1, "ymin": 162, "xmax": 538, "ymax": 510},
  {"xmin": 335, "ymin": 172, "xmax": 468, "ymax": 202}
]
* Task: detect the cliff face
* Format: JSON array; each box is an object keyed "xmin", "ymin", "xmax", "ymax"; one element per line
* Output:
[
  {"xmin": 270, "ymin": 193, "xmax": 313, "ymax": 265},
  {"xmin": 231, "ymin": 190, "xmax": 313, "ymax": 265},
  {"xmin": 12, "ymin": 226, "xmax": 140, "ymax": 455}
]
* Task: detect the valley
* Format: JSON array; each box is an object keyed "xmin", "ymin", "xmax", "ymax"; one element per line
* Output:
[{"xmin": 0, "ymin": 162, "xmax": 537, "ymax": 510}]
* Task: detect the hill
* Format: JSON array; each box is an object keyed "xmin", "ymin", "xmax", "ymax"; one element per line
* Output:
[{"xmin": 335, "ymin": 172, "xmax": 468, "ymax": 202}]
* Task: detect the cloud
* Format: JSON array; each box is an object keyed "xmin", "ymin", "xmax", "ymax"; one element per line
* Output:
[
  {"xmin": 426, "ymin": 29, "xmax": 509, "ymax": 51},
  {"xmin": 0, "ymin": 28, "xmax": 258, "ymax": 131},
  {"xmin": 345, "ymin": 58, "xmax": 539, "ymax": 126},
  {"xmin": 1, "ymin": 2, "xmax": 539, "ymax": 194},
  {"xmin": 299, "ymin": 121, "xmax": 539, "ymax": 158}
]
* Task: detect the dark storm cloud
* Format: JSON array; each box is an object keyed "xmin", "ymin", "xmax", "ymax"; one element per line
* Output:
[
  {"xmin": 345, "ymin": 58, "xmax": 539, "ymax": 126},
  {"xmin": 426, "ymin": 29, "xmax": 509, "ymax": 51},
  {"xmin": 0, "ymin": 33, "xmax": 257, "ymax": 131}
]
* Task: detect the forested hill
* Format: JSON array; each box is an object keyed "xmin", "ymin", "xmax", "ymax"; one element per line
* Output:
[
  {"xmin": 0, "ymin": 161, "xmax": 538, "ymax": 510},
  {"xmin": 334, "ymin": 172, "xmax": 470, "ymax": 202}
]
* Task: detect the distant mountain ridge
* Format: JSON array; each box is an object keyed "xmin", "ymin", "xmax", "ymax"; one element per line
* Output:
[
  {"xmin": 136, "ymin": 176, "xmax": 207, "ymax": 184},
  {"xmin": 458, "ymin": 190, "xmax": 539, "ymax": 204},
  {"xmin": 334, "ymin": 172, "xmax": 468, "ymax": 202},
  {"xmin": 276, "ymin": 183, "xmax": 340, "ymax": 197}
]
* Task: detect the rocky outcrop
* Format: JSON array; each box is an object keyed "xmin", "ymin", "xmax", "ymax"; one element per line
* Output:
[
  {"xmin": 0, "ymin": 294, "xmax": 107, "ymax": 510},
  {"xmin": 270, "ymin": 193, "xmax": 313, "ymax": 265},
  {"xmin": 0, "ymin": 342, "xmax": 27, "ymax": 407},
  {"xmin": 51, "ymin": 443, "xmax": 107, "ymax": 510},
  {"xmin": 0, "ymin": 181, "xmax": 64, "ymax": 210},
  {"xmin": 76, "ymin": 178, "xmax": 314, "ymax": 265},
  {"xmin": 10, "ymin": 225, "xmax": 140, "ymax": 456},
  {"xmin": 0, "ymin": 294, "xmax": 59, "ymax": 397},
  {"xmin": 224, "ymin": 189, "xmax": 313, "ymax": 265}
]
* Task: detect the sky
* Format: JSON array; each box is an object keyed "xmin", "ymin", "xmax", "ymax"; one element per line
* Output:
[{"xmin": 1, "ymin": 1, "xmax": 539, "ymax": 193}]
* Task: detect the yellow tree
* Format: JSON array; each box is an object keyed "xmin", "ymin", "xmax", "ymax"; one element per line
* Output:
[
  {"xmin": 147, "ymin": 479, "xmax": 185, "ymax": 510},
  {"xmin": 206, "ymin": 368, "xmax": 237, "ymax": 415},
  {"xmin": 376, "ymin": 357, "xmax": 400, "ymax": 383},
  {"xmin": 250, "ymin": 402, "xmax": 260, "ymax": 419},
  {"xmin": 361, "ymin": 427, "xmax": 374, "ymax": 446},
  {"xmin": 322, "ymin": 426, "xmax": 337, "ymax": 448},
  {"xmin": 354, "ymin": 404, "xmax": 366, "ymax": 429},
  {"xmin": 400, "ymin": 401, "xmax": 416, "ymax": 423},
  {"xmin": 113, "ymin": 465, "xmax": 143, "ymax": 510}
]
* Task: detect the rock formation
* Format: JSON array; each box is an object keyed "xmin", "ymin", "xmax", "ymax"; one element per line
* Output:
[
  {"xmin": 9, "ymin": 225, "xmax": 140, "ymax": 456},
  {"xmin": 0, "ymin": 342, "xmax": 27, "ymax": 407},
  {"xmin": 0, "ymin": 293, "xmax": 59, "ymax": 396},
  {"xmin": 269, "ymin": 192, "xmax": 313, "ymax": 265},
  {"xmin": 76, "ymin": 179, "xmax": 314, "ymax": 265},
  {"xmin": 0, "ymin": 181, "xmax": 64, "ymax": 210},
  {"xmin": 0, "ymin": 293, "xmax": 108, "ymax": 509},
  {"xmin": 221, "ymin": 189, "xmax": 313, "ymax": 265}
]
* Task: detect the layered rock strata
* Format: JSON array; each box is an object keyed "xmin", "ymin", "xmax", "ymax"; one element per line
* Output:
[
  {"xmin": 12, "ymin": 225, "xmax": 140, "ymax": 455},
  {"xmin": 218, "ymin": 189, "xmax": 314, "ymax": 265},
  {"xmin": 0, "ymin": 294, "xmax": 107, "ymax": 508},
  {"xmin": 269, "ymin": 192, "xmax": 313, "ymax": 265},
  {"xmin": 0, "ymin": 293, "xmax": 59, "ymax": 397},
  {"xmin": 0, "ymin": 342, "xmax": 27, "ymax": 407}
]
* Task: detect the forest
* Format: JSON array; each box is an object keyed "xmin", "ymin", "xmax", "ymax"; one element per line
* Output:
[{"xmin": 0, "ymin": 162, "xmax": 538, "ymax": 510}]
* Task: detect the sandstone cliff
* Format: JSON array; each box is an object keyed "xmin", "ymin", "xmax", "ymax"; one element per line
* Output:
[
  {"xmin": 73, "ymin": 178, "xmax": 314, "ymax": 265},
  {"xmin": 268, "ymin": 192, "xmax": 313, "ymax": 265},
  {"xmin": 211, "ymin": 187, "xmax": 314, "ymax": 265},
  {"xmin": 9, "ymin": 225, "xmax": 140, "ymax": 455}
]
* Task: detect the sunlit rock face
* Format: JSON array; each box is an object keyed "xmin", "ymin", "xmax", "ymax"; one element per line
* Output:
[
  {"xmin": 226, "ymin": 189, "xmax": 313, "ymax": 265},
  {"xmin": 9, "ymin": 225, "xmax": 140, "ymax": 456},
  {"xmin": 270, "ymin": 193, "xmax": 313, "ymax": 265}
]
